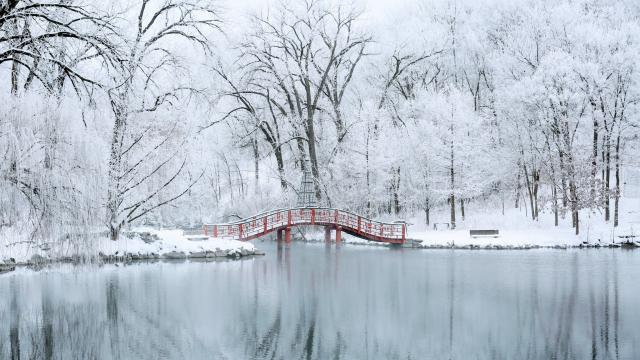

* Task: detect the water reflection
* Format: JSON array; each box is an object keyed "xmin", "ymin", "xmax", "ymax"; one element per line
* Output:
[{"xmin": 1, "ymin": 246, "xmax": 639, "ymax": 359}]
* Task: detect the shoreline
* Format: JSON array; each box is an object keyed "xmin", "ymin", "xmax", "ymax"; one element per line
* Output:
[
  {"xmin": 0, "ymin": 250, "xmax": 265, "ymax": 274},
  {"xmin": 295, "ymin": 233, "xmax": 640, "ymax": 250},
  {"xmin": 409, "ymin": 241, "xmax": 639, "ymax": 250},
  {"xmin": 0, "ymin": 249, "xmax": 265, "ymax": 274},
  {"xmin": 0, "ymin": 228, "xmax": 264, "ymax": 272},
  {"xmin": 3, "ymin": 239, "xmax": 638, "ymax": 274}
]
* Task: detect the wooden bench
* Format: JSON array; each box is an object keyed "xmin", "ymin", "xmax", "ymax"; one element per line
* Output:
[{"xmin": 470, "ymin": 229, "xmax": 499, "ymax": 238}]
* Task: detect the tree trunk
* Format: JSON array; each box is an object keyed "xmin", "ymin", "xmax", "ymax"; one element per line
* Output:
[
  {"xmin": 333, "ymin": 105, "xmax": 346, "ymax": 142},
  {"xmin": 253, "ymin": 137, "xmax": 259, "ymax": 194},
  {"xmin": 393, "ymin": 167, "xmax": 401, "ymax": 214},
  {"xmin": 550, "ymin": 157, "xmax": 559, "ymax": 226},
  {"xmin": 366, "ymin": 136, "xmax": 371, "ymax": 216},
  {"xmin": 425, "ymin": 199, "xmax": 430, "ymax": 226},
  {"xmin": 296, "ymin": 137, "xmax": 307, "ymax": 170},
  {"xmin": 9, "ymin": 19, "xmax": 20, "ymax": 95},
  {"xmin": 601, "ymin": 144, "xmax": 605, "ymax": 195},
  {"xmin": 515, "ymin": 169, "xmax": 521, "ymax": 209},
  {"xmin": 10, "ymin": 59, "xmax": 19, "ymax": 95},
  {"xmin": 450, "ymin": 194, "xmax": 456, "ymax": 230},
  {"xmin": 109, "ymin": 224, "xmax": 122, "ymax": 242},
  {"xmin": 523, "ymin": 162, "xmax": 536, "ymax": 221},
  {"xmin": 274, "ymin": 145, "xmax": 287, "ymax": 191},
  {"xmin": 553, "ymin": 184, "xmax": 559, "ymax": 227},
  {"xmin": 591, "ymin": 114, "xmax": 599, "ymax": 209},
  {"xmin": 533, "ymin": 170, "xmax": 539, "ymax": 220},
  {"xmin": 460, "ymin": 198, "xmax": 465, "ymax": 221},
  {"xmin": 614, "ymin": 134, "xmax": 621, "ymax": 227},
  {"xmin": 562, "ymin": 114, "xmax": 579, "ymax": 235},
  {"xmin": 305, "ymin": 94, "xmax": 321, "ymax": 201},
  {"xmin": 570, "ymin": 181, "xmax": 579, "ymax": 235},
  {"xmin": 605, "ymin": 140, "xmax": 611, "ymax": 222},
  {"xmin": 450, "ymin": 134, "xmax": 456, "ymax": 229},
  {"xmin": 559, "ymin": 151, "xmax": 568, "ymax": 210},
  {"xmin": 107, "ymin": 97, "xmax": 127, "ymax": 241}
]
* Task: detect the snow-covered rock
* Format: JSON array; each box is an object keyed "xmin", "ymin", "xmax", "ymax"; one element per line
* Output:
[{"xmin": 163, "ymin": 251, "xmax": 187, "ymax": 260}]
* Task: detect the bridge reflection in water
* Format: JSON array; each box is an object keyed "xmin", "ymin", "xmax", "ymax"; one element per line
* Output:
[{"xmin": 203, "ymin": 207, "xmax": 406, "ymax": 244}]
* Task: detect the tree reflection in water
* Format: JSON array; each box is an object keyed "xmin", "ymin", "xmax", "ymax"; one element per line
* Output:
[{"xmin": 0, "ymin": 247, "xmax": 638, "ymax": 359}]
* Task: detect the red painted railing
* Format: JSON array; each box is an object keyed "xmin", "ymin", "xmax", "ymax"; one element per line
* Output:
[{"xmin": 203, "ymin": 207, "xmax": 406, "ymax": 244}]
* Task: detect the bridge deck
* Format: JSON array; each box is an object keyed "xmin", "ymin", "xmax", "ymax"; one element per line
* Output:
[{"xmin": 203, "ymin": 207, "xmax": 406, "ymax": 244}]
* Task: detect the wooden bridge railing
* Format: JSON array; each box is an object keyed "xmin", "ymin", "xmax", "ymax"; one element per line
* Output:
[{"xmin": 203, "ymin": 207, "xmax": 406, "ymax": 244}]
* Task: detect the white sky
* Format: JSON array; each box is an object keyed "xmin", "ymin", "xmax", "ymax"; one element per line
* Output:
[
  {"xmin": 215, "ymin": 0, "xmax": 528, "ymax": 49},
  {"xmin": 219, "ymin": 0, "xmax": 422, "ymax": 27},
  {"xmin": 214, "ymin": 0, "xmax": 443, "ymax": 55},
  {"xmin": 217, "ymin": 0, "xmax": 523, "ymax": 24}
]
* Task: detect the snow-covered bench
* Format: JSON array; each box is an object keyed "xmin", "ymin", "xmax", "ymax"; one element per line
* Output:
[{"xmin": 469, "ymin": 229, "xmax": 500, "ymax": 238}]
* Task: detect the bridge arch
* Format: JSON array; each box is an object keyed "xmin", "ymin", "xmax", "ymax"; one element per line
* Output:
[{"xmin": 203, "ymin": 208, "xmax": 406, "ymax": 244}]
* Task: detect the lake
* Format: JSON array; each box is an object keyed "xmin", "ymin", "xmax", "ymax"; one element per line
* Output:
[{"xmin": 1, "ymin": 242, "xmax": 639, "ymax": 359}]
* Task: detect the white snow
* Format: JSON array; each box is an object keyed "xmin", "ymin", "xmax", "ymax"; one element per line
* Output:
[
  {"xmin": 97, "ymin": 229, "xmax": 255, "ymax": 257},
  {"xmin": 0, "ymin": 227, "xmax": 255, "ymax": 264},
  {"xmin": 294, "ymin": 193, "xmax": 640, "ymax": 249},
  {"xmin": 406, "ymin": 196, "xmax": 640, "ymax": 248}
]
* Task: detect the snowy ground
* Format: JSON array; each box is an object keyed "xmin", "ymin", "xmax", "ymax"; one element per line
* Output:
[
  {"xmin": 405, "ymin": 195, "xmax": 640, "ymax": 249},
  {"xmin": 297, "ymin": 193, "xmax": 640, "ymax": 249},
  {"xmin": 0, "ymin": 227, "xmax": 258, "ymax": 265}
]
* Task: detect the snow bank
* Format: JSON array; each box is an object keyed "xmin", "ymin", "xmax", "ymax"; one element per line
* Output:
[
  {"xmin": 406, "ymin": 196, "xmax": 640, "ymax": 249},
  {"xmin": 97, "ymin": 228, "xmax": 256, "ymax": 257},
  {"xmin": 0, "ymin": 227, "xmax": 261, "ymax": 265}
]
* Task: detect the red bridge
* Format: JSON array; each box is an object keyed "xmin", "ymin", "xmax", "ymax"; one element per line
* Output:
[{"xmin": 203, "ymin": 207, "xmax": 406, "ymax": 244}]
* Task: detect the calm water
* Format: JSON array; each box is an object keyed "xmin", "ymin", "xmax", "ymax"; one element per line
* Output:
[{"xmin": 1, "ymin": 243, "xmax": 640, "ymax": 359}]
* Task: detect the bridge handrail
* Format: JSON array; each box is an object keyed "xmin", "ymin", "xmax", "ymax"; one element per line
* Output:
[
  {"xmin": 203, "ymin": 207, "xmax": 406, "ymax": 243},
  {"xmin": 204, "ymin": 207, "xmax": 405, "ymax": 228}
]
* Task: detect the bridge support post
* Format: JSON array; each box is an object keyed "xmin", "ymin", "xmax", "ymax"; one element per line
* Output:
[
  {"xmin": 284, "ymin": 227, "xmax": 292, "ymax": 243},
  {"xmin": 277, "ymin": 229, "xmax": 283, "ymax": 242},
  {"xmin": 324, "ymin": 227, "xmax": 331, "ymax": 243},
  {"xmin": 335, "ymin": 226, "xmax": 342, "ymax": 244}
]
